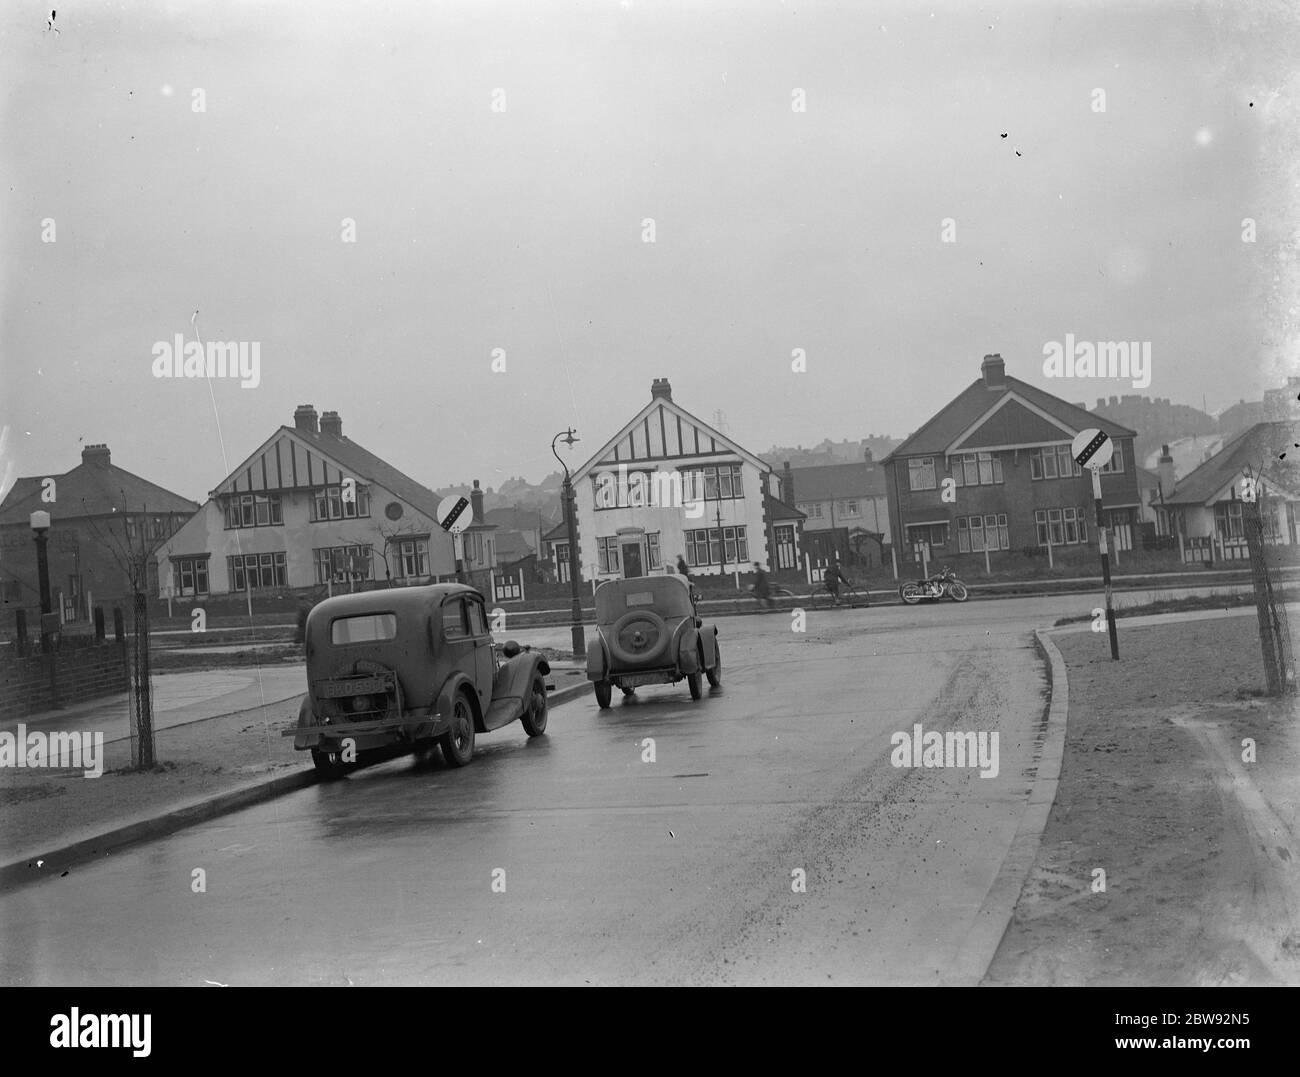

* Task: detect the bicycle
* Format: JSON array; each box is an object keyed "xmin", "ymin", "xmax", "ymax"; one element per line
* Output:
[
  {"xmin": 814, "ymin": 578, "xmax": 870, "ymax": 609},
  {"xmin": 744, "ymin": 583, "xmax": 797, "ymax": 610}
]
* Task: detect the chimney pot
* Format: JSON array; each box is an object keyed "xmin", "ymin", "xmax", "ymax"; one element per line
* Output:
[
  {"xmin": 650, "ymin": 377, "xmax": 673, "ymax": 401},
  {"xmin": 980, "ymin": 353, "xmax": 1006, "ymax": 388},
  {"xmin": 293, "ymin": 404, "xmax": 319, "ymax": 435},
  {"xmin": 319, "ymin": 411, "xmax": 343, "ymax": 438},
  {"xmin": 81, "ymin": 444, "xmax": 111, "ymax": 467},
  {"xmin": 470, "ymin": 479, "xmax": 485, "ymax": 524}
]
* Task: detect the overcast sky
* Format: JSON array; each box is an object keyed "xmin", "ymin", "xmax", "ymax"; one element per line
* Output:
[{"xmin": 2, "ymin": 0, "xmax": 1296, "ymax": 504}]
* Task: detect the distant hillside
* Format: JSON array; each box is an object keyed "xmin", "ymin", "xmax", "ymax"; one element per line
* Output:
[
  {"xmin": 1088, "ymin": 394, "xmax": 1216, "ymax": 467},
  {"xmin": 438, "ymin": 473, "xmax": 563, "ymax": 520},
  {"xmin": 761, "ymin": 435, "xmax": 900, "ymax": 469}
]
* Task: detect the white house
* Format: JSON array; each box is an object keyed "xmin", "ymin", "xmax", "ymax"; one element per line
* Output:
[
  {"xmin": 153, "ymin": 405, "xmax": 462, "ymax": 597},
  {"xmin": 569, "ymin": 379, "xmax": 803, "ymax": 581},
  {"xmin": 1162, "ymin": 421, "xmax": 1300, "ymax": 559}
]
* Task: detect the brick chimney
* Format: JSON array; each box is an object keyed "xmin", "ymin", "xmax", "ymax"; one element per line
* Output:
[
  {"xmin": 81, "ymin": 444, "xmax": 111, "ymax": 468},
  {"xmin": 293, "ymin": 404, "xmax": 319, "ymax": 435},
  {"xmin": 319, "ymin": 411, "xmax": 342, "ymax": 438},
  {"xmin": 863, "ymin": 447, "xmax": 874, "ymax": 469},
  {"xmin": 1157, "ymin": 444, "xmax": 1176, "ymax": 500},
  {"xmin": 651, "ymin": 377, "xmax": 673, "ymax": 401},
  {"xmin": 781, "ymin": 461, "xmax": 794, "ymax": 503},
  {"xmin": 981, "ymin": 353, "xmax": 1006, "ymax": 388},
  {"xmin": 471, "ymin": 479, "xmax": 485, "ymax": 523}
]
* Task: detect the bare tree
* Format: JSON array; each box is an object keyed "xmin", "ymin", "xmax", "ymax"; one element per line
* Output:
[{"xmin": 80, "ymin": 493, "xmax": 177, "ymax": 769}]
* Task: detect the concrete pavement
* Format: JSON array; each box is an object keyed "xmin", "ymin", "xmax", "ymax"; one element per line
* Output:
[{"xmin": 6, "ymin": 667, "xmax": 309, "ymax": 743}]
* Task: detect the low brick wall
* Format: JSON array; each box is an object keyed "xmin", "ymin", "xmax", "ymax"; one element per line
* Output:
[{"xmin": 0, "ymin": 640, "xmax": 129, "ymax": 721}]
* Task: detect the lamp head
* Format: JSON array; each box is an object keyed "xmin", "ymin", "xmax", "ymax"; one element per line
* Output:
[{"xmin": 30, "ymin": 510, "xmax": 51, "ymax": 533}]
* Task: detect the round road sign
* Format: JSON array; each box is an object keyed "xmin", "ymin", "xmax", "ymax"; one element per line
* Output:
[
  {"xmin": 436, "ymin": 494, "xmax": 472, "ymax": 534},
  {"xmin": 1071, "ymin": 427, "xmax": 1114, "ymax": 470}
]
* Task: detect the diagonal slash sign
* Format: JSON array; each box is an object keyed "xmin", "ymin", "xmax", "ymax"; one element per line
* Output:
[
  {"xmin": 1074, "ymin": 429, "xmax": 1109, "ymax": 468},
  {"xmin": 440, "ymin": 496, "xmax": 470, "ymax": 532}
]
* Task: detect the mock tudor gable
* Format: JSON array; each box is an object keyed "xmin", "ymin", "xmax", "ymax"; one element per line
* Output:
[
  {"xmin": 569, "ymin": 379, "xmax": 799, "ymax": 579},
  {"xmin": 152, "ymin": 406, "xmax": 457, "ymax": 596}
]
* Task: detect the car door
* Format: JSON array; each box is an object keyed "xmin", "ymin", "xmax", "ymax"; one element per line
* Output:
[
  {"xmin": 440, "ymin": 597, "xmax": 477, "ymax": 698},
  {"xmin": 465, "ymin": 596, "xmax": 495, "ymax": 711}
]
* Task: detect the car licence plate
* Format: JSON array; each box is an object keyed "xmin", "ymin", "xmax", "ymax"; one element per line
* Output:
[{"xmin": 317, "ymin": 675, "xmax": 388, "ymax": 698}]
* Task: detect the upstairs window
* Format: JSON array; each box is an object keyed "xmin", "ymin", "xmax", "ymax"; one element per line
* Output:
[{"xmin": 908, "ymin": 457, "xmax": 937, "ymax": 491}]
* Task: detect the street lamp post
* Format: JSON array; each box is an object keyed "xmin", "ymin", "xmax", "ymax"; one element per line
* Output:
[
  {"xmin": 553, "ymin": 429, "xmax": 585, "ymax": 659},
  {"xmin": 30, "ymin": 510, "xmax": 60, "ymax": 708},
  {"xmin": 30, "ymin": 511, "xmax": 54, "ymax": 653}
]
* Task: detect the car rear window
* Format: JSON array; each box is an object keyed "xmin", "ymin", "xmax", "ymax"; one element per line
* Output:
[
  {"xmin": 624, "ymin": 592, "xmax": 656, "ymax": 608},
  {"xmin": 330, "ymin": 613, "xmax": 397, "ymax": 644}
]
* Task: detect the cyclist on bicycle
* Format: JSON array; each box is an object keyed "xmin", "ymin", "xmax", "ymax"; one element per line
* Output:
[{"xmin": 824, "ymin": 557, "xmax": 846, "ymax": 606}]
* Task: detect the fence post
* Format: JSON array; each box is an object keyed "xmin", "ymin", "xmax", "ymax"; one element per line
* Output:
[
  {"xmin": 15, "ymin": 609, "xmax": 27, "ymax": 654},
  {"xmin": 890, "ymin": 545, "xmax": 898, "ymax": 580},
  {"xmin": 805, "ymin": 552, "xmax": 811, "ymax": 584},
  {"xmin": 984, "ymin": 545, "xmax": 991, "ymax": 575},
  {"xmin": 94, "ymin": 606, "xmax": 105, "ymax": 642},
  {"xmin": 1045, "ymin": 530, "xmax": 1054, "ymax": 569},
  {"xmin": 113, "ymin": 607, "xmax": 125, "ymax": 643},
  {"xmin": 519, "ymin": 570, "xmax": 525, "ymax": 603}
]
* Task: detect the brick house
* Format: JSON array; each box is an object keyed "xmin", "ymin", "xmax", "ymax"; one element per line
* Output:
[
  {"xmin": 777, "ymin": 452, "xmax": 891, "ymax": 569},
  {"xmin": 0, "ymin": 444, "xmax": 198, "ymax": 625},
  {"xmin": 152, "ymin": 405, "xmax": 465, "ymax": 597},
  {"xmin": 882, "ymin": 355, "xmax": 1140, "ymax": 567}
]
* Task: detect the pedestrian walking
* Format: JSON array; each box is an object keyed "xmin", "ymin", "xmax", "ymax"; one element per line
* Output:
[
  {"xmin": 751, "ymin": 562, "xmax": 774, "ymax": 609},
  {"xmin": 676, "ymin": 554, "xmax": 691, "ymax": 582}
]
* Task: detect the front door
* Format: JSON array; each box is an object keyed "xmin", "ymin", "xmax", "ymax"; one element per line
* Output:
[
  {"xmin": 621, "ymin": 542, "xmax": 643, "ymax": 578},
  {"xmin": 774, "ymin": 525, "xmax": 796, "ymax": 570}
]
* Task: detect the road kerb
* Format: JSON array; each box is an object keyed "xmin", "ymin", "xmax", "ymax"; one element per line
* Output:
[
  {"xmin": 0, "ymin": 679, "xmax": 594, "ymax": 894},
  {"xmin": 942, "ymin": 628, "xmax": 1070, "ymax": 986}
]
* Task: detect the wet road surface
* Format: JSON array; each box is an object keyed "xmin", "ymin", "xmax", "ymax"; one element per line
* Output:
[{"xmin": 1, "ymin": 601, "xmax": 1053, "ymax": 984}]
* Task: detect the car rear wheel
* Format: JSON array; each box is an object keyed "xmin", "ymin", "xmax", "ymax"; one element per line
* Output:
[
  {"xmin": 520, "ymin": 676, "xmax": 548, "ymax": 737},
  {"xmin": 705, "ymin": 644, "xmax": 722, "ymax": 688},
  {"xmin": 311, "ymin": 747, "xmax": 351, "ymax": 779},
  {"xmin": 439, "ymin": 693, "xmax": 476, "ymax": 767},
  {"xmin": 687, "ymin": 670, "xmax": 702, "ymax": 700},
  {"xmin": 594, "ymin": 680, "xmax": 613, "ymax": 709}
]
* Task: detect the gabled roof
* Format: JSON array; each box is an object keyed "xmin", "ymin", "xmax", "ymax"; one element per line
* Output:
[
  {"xmin": 573, "ymin": 391, "xmax": 770, "ymax": 482},
  {"xmin": 883, "ymin": 374, "xmax": 1136, "ymax": 463},
  {"xmin": 767, "ymin": 497, "xmax": 806, "ymax": 522},
  {"xmin": 542, "ymin": 520, "xmax": 569, "ymax": 543},
  {"xmin": 494, "ymin": 530, "xmax": 535, "ymax": 562},
  {"xmin": 789, "ymin": 462, "xmax": 887, "ymax": 502},
  {"xmin": 210, "ymin": 425, "xmax": 446, "ymax": 521},
  {"xmin": 1166, "ymin": 422, "xmax": 1300, "ymax": 506},
  {"xmin": 0, "ymin": 454, "xmax": 198, "ymax": 526}
]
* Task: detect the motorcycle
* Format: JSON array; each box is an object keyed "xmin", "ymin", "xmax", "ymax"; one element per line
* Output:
[{"xmin": 899, "ymin": 566, "xmax": 968, "ymax": 605}]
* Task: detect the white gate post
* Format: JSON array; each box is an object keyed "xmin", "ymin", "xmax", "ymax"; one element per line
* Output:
[{"xmin": 890, "ymin": 545, "xmax": 898, "ymax": 580}]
